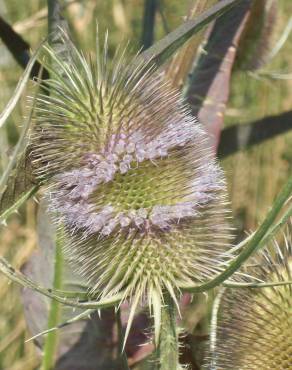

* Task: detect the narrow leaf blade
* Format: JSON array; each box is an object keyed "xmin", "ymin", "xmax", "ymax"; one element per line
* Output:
[
  {"xmin": 136, "ymin": 0, "xmax": 241, "ymax": 68},
  {"xmin": 0, "ymin": 40, "xmax": 44, "ymax": 128},
  {"xmin": 184, "ymin": 1, "xmax": 251, "ymax": 149}
]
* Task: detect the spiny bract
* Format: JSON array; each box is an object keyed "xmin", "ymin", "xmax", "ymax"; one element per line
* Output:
[
  {"xmin": 31, "ymin": 34, "xmax": 233, "ymax": 341},
  {"xmin": 207, "ymin": 228, "xmax": 292, "ymax": 369}
]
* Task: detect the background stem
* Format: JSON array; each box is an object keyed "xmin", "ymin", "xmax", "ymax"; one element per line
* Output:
[
  {"xmin": 40, "ymin": 4, "xmax": 67, "ymax": 368},
  {"xmin": 141, "ymin": 0, "xmax": 158, "ymax": 50},
  {"xmin": 47, "ymin": 0, "xmax": 69, "ymax": 62},
  {"xmin": 40, "ymin": 230, "xmax": 63, "ymax": 370},
  {"xmin": 158, "ymin": 294, "xmax": 180, "ymax": 370}
]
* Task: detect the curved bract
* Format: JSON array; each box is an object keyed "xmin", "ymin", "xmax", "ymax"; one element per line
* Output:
[
  {"xmin": 207, "ymin": 228, "xmax": 292, "ymax": 369},
  {"xmin": 31, "ymin": 34, "xmax": 233, "ymax": 341}
]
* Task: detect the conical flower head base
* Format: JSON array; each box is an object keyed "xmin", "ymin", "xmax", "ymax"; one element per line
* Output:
[
  {"xmin": 32, "ymin": 34, "xmax": 233, "ymax": 341},
  {"xmin": 207, "ymin": 229, "xmax": 292, "ymax": 369}
]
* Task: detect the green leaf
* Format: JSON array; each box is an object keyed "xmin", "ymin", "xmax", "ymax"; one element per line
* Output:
[
  {"xmin": 0, "ymin": 40, "xmax": 44, "ymax": 128},
  {"xmin": 0, "ymin": 54, "xmax": 43, "ymax": 224},
  {"xmin": 136, "ymin": 0, "xmax": 241, "ymax": 68}
]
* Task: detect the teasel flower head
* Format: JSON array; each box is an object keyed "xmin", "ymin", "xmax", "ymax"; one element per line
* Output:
[
  {"xmin": 31, "ymin": 33, "xmax": 233, "ymax": 342},
  {"xmin": 206, "ymin": 225, "xmax": 292, "ymax": 369}
]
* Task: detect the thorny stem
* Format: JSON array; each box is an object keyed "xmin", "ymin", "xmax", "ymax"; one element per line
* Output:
[
  {"xmin": 0, "ymin": 185, "xmax": 38, "ymax": 224},
  {"xmin": 223, "ymin": 280, "xmax": 292, "ymax": 288},
  {"xmin": 0, "ymin": 256, "xmax": 123, "ymax": 308},
  {"xmin": 209, "ymin": 288, "xmax": 225, "ymax": 370},
  {"xmin": 26, "ymin": 308, "xmax": 95, "ymax": 344},
  {"xmin": 158, "ymin": 294, "xmax": 180, "ymax": 370},
  {"xmin": 40, "ymin": 3, "xmax": 68, "ymax": 368},
  {"xmin": 40, "ymin": 229, "xmax": 63, "ymax": 370}
]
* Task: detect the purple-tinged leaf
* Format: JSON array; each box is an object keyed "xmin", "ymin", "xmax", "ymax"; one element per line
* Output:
[
  {"xmin": 165, "ymin": 0, "xmax": 217, "ymax": 89},
  {"xmin": 185, "ymin": 1, "xmax": 252, "ymax": 150},
  {"xmin": 21, "ymin": 201, "xmax": 122, "ymax": 369}
]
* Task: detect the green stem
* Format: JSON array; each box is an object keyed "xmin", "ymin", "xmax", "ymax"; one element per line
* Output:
[
  {"xmin": 182, "ymin": 175, "xmax": 292, "ymax": 293},
  {"xmin": 116, "ymin": 309, "xmax": 130, "ymax": 370},
  {"xmin": 0, "ymin": 255, "xmax": 123, "ymax": 308},
  {"xmin": 0, "ymin": 185, "xmax": 38, "ymax": 224},
  {"xmin": 158, "ymin": 294, "xmax": 180, "ymax": 370},
  {"xmin": 223, "ymin": 280, "xmax": 292, "ymax": 288},
  {"xmin": 39, "ymin": 4, "xmax": 67, "ymax": 368},
  {"xmin": 40, "ymin": 231, "xmax": 63, "ymax": 370}
]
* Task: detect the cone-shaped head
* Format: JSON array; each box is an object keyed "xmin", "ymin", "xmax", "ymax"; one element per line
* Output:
[
  {"xmin": 206, "ymin": 228, "xmax": 292, "ymax": 369},
  {"xmin": 31, "ymin": 33, "xmax": 233, "ymax": 341}
]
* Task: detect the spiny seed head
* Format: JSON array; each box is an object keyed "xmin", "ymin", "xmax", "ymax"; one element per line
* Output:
[
  {"xmin": 31, "ymin": 33, "xmax": 233, "ymax": 341},
  {"xmin": 207, "ymin": 227, "xmax": 292, "ymax": 369}
]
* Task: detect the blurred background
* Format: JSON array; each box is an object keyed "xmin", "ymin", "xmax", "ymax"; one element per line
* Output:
[{"xmin": 0, "ymin": 0, "xmax": 291, "ymax": 369}]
